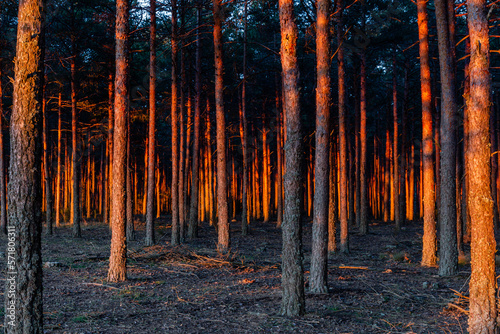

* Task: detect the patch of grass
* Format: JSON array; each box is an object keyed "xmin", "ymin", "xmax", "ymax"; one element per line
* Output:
[
  {"xmin": 71, "ymin": 315, "xmax": 89, "ymax": 323},
  {"xmin": 391, "ymin": 251, "xmax": 409, "ymax": 262}
]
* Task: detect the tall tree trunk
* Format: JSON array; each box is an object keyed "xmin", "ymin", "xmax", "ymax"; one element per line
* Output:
[
  {"xmin": 71, "ymin": 48, "xmax": 81, "ymax": 238},
  {"xmin": 384, "ymin": 128, "xmax": 391, "ymax": 222},
  {"xmin": 392, "ymin": 52, "xmax": 400, "ymax": 232},
  {"xmin": 108, "ymin": 0, "xmax": 129, "ymax": 283},
  {"xmin": 466, "ymin": 0, "xmax": 497, "ymax": 331},
  {"xmin": 337, "ymin": 0, "xmax": 348, "ymax": 253},
  {"xmin": 145, "ymin": 0, "xmax": 156, "ymax": 246},
  {"xmin": 435, "ymin": 0, "xmax": 458, "ymax": 277},
  {"xmin": 126, "ymin": 113, "xmax": 134, "ymax": 241},
  {"xmin": 359, "ymin": 53, "xmax": 368, "ymax": 235},
  {"xmin": 55, "ymin": 91, "xmax": 62, "ymax": 228},
  {"xmin": 4, "ymin": 0, "xmax": 45, "ymax": 330},
  {"xmin": 171, "ymin": 0, "xmax": 180, "ymax": 246},
  {"xmin": 104, "ymin": 75, "xmax": 113, "ymax": 227},
  {"xmin": 42, "ymin": 73, "xmax": 52, "ymax": 235},
  {"xmin": 0, "ymin": 67, "xmax": 7, "ymax": 234},
  {"xmin": 239, "ymin": 0, "xmax": 249, "ymax": 234},
  {"xmin": 418, "ymin": 0, "xmax": 437, "ymax": 267},
  {"xmin": 279, "ymin": 0, "xmax": 305, "ymax": 316},
  {"xmin": 213, "ymin": 0, "xmax": 229, "ymax": 251},
  {"xmin": 310, "ymin": 0, "xmax": 330, "ymax": 294},
  {"xmin": 328, "ymin": 139, "xmax": 338, "ymax": 253},
  {"xmin": 188, "ymin": 4, "xmax": 202, "ymax": 239}
]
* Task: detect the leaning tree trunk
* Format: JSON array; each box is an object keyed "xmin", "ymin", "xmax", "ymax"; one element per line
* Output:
[
  {"xmin": 418, "ymin": 0, "xmax": 437, "ymax": 267},
  {"xmin": 4, "ymin": 0, "xmax": 45, "ymax": 331},
  {"xmin": 435, "ymin": 0, "xmax": 458, "ymax": 277},
  {"xmin": 310, "ymin": 0, "xmax": 330, "ymax": 295},
  {"xmin": 145, "ymin": 0, "xmax": 156, "ymax": 246},
  {"xmin": 278, "ymin": 0, "xmax": 305, "ymax": 316},
  {"xmin": 213, "ymin": 0, "xmax": 229, "ymax": 252},
  {"xmin": 466, "ymin": 0, "xmax": 497, "ymax": 331},
  {"xmin": 108, "ymin": 0, "xmax": 129, "ymax": 283}
]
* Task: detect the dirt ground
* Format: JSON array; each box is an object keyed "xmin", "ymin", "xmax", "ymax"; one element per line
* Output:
[{"xmin": 0, "ymin": 217, "xmax": 475, "ymax": 333}]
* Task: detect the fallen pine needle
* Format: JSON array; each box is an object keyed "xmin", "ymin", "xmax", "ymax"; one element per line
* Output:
[
  {"xmin": 82, "ymin": 282, "xmax": 120, "ymax": 290},
  {"xmin": 447, "ymin": 303, "xmax": 469, "ymax": 314},
  {"xmin": 338, "ymin": 266, "xmax": 369, "ymax": 270}
]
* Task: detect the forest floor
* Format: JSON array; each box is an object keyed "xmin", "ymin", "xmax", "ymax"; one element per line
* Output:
[{"xmin": 0, "ymin": 217, "xmax": 478, "ymax": 333}]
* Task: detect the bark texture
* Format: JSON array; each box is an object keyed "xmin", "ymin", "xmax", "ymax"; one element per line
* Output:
[
  {"xmin": 4, "ymin": 0, "xmax": 45, "ymax": 331},
  {"xmin": 279, "ymin": 0, "xmax": 305, "ymax": 316},
  {"xmin": 107, "ymin": 0, "xmax": 129, "ymax": 283},
  {"xmin": 213, "ymin": 0, "xmax": 229, "ymax": 252},
  {"xmin": 418, "ymin": 0, "xmax": 437, "ymax": 267},
  {"xmin": 310, "ymin": 0, "xmax": 330, "ymax": 294},
  {"xmin": 466, "ymin": 0, "xmax": 497, "ymax": 331}
]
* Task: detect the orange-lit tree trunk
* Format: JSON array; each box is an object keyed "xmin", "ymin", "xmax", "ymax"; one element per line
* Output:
[
  {"xmin": 104, "ymin": 75, "xmax": 113, "ymax": 227},
  {"xmin": 5, "ymin": 0, "xmax": 45, "ymax": 329},
  {"xmin": 435, "ymin": 0, "xmax": 458, "ymax": 276},
  {"xmin": 310, "ymin": 0, "xmax": 330, "ymax": 294},
  {"xmin": 384, "ymin": 128, "xmax": 390, "ymax": 222},
  {"xmin": 178, "ymin": 38, "xmax": 186, "ymax": 242},
  {"xmin": 126, "ymin": 114, "xmax": 134, "ymax": 241},
  {"xmin": 279, "ymin": 0, "xmax": 305, "ymax": 316},
  {"xmin": 276, "ymin": 87, "xmax": 284, "ymax": 228},
  {"xmin": 71, "ymin": 46, "xmax": 81, "ymax": 238},
  {"xmin": 359, "ymin": 53, "xmax": 368, "ymax": 234},
  {"xmin": 418, "ymin": 0, "xmax": 437, "ymax": 267},
  {"xmin": 466, "ymin": 0, "xmax": 497, "ymax": 331},
  {"xmin": 108, "ymin": 0, "xmax": 129, "ymax": 282},
  {"xmin": 0, "ymin": 67, "xmax": 6, "ymax": 234},
  {"xmin": 171, "ymin": 0, "xmax": 180, "ymax": 246},
  {"xmin": 392, "ymin": 53, "xmax": 400, "ymax": 231},
  {"xmin": 42, "ymin": 74, "xmax": 52, "ymax": 235},
  {"xmin": 337, "ymin": 0, "xmax": 348, "ymax": 253},
  {"xmin": 328, "ymin": 139, "xmax": 338, "ymax": 253},
  {"xmin": 145, "ymin": 0, "xmax": 156, "ymax": 246},
  {"xmin": 188, "ymin": 4, "xmax": 202, "ymax": 239},
  {"xmin": 213, "ymin": 0, "xmax": 229, "ymax": 251}
]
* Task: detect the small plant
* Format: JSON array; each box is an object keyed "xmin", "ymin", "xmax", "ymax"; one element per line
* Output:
[{"xmin": 71, "ymin": 315, "xmax": 89, "ymax": 323}]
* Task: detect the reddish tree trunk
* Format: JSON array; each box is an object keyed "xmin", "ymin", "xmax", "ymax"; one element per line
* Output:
[
  {"xmin": 279, "ymin": 0, "xmax": 305, "ymax": 316},
  {"xmin": 466, "ymin": 0, "xmax": 497, "ymax": 331},
  {"xmin": 213, "ymin": 0, "xmax": 229, "ymax": 251},
  {"xmin": 171, "ymin": 0, "xmax": 180, "ymax": 246},
  {"xmin": 108, "ymin": 0, "xmax": 129, "ymax": 282}
]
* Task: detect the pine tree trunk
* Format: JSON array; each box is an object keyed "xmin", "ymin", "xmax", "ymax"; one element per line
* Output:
[
  {"xmin": 213, "ymin": 0, "xmax": 229, "ymax": 251},
  {"xmin": 107, "ymin": 0, "xmax": 129, "ymax": 282},
  {"xmin": 171, "ymin": 0, "xmax": 180, "ymax": 246},
  {"xmin": 126, "ymin": 115, "xmax": 134, "ymax": 241},
  {"xmin": 104, "ymin": 75, "xmax": 113, "ymax": 227},
  {"xmin": 279, "ymin": 0, "xmax": 305, "ymax": 316},
  {"xmin": 337, "ymin": 0, "xmax": 348, "ymax": 253},
  {"xmin": 359, "ymin": 53, "xmax": 368, "ymax": 235},
  {"xmin": 435, "ymin": 0, "xmax": 458, "ymax": 276},
  {"xmin": 145, "ymin": 0, "xmax": 156, "ymax": 246},
  {"xmin": 466, "ymin": 0, "xmax": 497, "ymax": 331},
  {"xmin": 392, "ymin": 53, "xmax": 400, "ymax": 232},
  {"xmin": 4, "ymin": 0, "xmax": 45, "ymax": 330},
  {"xmin": 418, "ymin": 0, "xmax": 437, "ymax": 267},
  {"xmin": 188, "ymin": 4, "xmax": 202, "ymax": 239},
  {"xmin": 42, "ymin": 75, "xmax": 52, "ymax": 235},
  {"xmin": 71, "ymin": 51, "xmax": 81, "ymax": 238},
  {"xmin": 310, "ymin": 0, "xmax": 330, "ymax": 294}
]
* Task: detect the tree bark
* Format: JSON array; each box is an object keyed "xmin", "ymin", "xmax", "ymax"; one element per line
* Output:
[
  {"xmin": 337, "ymin": 0, "xmax": 348, "ymax": 253},
  {"xmin": 279, "ymin": 0, "xmax": 305, "ymax": 316},
  {"xmin": 435, "ymin": 0, "xmax": 458, "ymax": 277},
  {"xmin": 171, "ymin": 0, "xmax": 180, "ymax": 246},
  {"xmin": 213, "ymin": 0, "xmax": 229, "ymax": 252},
  {"xmin": 4, "ymin": 0, "xmax": 45, "ymax": 330},
  {"xmin": 188, "ymin": 4, "xmax": 202, "ymax": 239},
  {"xmin": 55, "ymin": 91, "xmax": 62, "ymax": 228},
  {"xmin": 392, "ymin": 53, "xmax": 400, "ymax": 232},
  {"xmin": 466, "ymin": 0, "xmax": 497, "ymax": 331},
  {"xmin": 71, "ymin": 47, "xmax": 81, "ymax": 238},
  {"xmin": 310, "ymin": 0, "xmax": 330, "ymax": 294},
  {"xmin": 145, "ymin": 0, "xmax": 156, "ymax": 246},
  {"xmin": 107, "ymin": 0, "xmax": 129, "ymax": 282},
  {"xmin": 359, "ymin": 53, "xmax": 368, "ymax": 235},
  {"xmin": 418, "ymin": 0, "xmax": 437, "ymax": 267}
]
